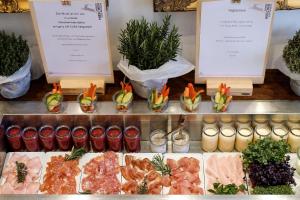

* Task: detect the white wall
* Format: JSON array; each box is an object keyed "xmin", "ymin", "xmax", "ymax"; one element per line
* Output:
[{"xmin": 0, "ymin": 0, "xmax": 300, "ymax": 79}]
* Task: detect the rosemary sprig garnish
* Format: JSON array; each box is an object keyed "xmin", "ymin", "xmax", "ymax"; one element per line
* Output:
[
  {"xmin": 151, "ymin": 154, "xmax": 171, "ymax": 176},
  {"xmin": 79, "ymin": 190, "xmax": 92, "ymax": 194},
  {"xmin": 64, "ymin": 147, "xmax": 86, "ymax": 161},
  {"xmin": 137, "ymin": 178, "xmax": 148, "ymax": 194},
  {"xmin": 16, "ymin": 161, "xmax": 28, "ymax": 183}
]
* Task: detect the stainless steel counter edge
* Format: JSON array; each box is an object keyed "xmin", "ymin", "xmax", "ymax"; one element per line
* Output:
[
  {"xmin": 0, "ymin": 194, "xmax": 295, "ymax": 200},
  {"xmin": 1, "ymin": 100, "xmax": 300, "ymax": 115}
]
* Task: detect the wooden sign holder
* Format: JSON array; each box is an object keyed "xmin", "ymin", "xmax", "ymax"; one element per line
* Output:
[
  {"xmin": 30, "ymin": 0, "xmax": 114, "ymax": 94},
  {"xmin": 195, "ymin": 0, "xmax": 274, "ymax": 96}
]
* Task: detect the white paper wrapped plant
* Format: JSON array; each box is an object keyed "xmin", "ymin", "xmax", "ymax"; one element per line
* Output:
[
  {"xmin": 282, "ymin": 30, "xmax": 300, "ymax": 95},
  {"xmin": 118, "ymin": 15, "xmax": 194, "ymax": 98}
]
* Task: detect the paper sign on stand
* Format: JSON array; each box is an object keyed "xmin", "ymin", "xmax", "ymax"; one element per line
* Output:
[
  {"xmin": 195, "ymin": 0, "xmax": 275, "ymax": 96},
  {"xmin": 29, "ymin": 0, "xmax": 113, "ymax": 94}
]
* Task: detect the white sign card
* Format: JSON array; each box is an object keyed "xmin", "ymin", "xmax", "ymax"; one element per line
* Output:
[
  {"xmin": 30, "ymin": 0, "xmax": 113, "ymax": 83},
  {"xmin": 196, "ymin": 0, "xmax": 275, "ymax": 84}
]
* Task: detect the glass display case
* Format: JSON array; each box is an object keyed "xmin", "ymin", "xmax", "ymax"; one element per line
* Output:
[{"xmin": 0, "ymin": 100, "xmax": 299, "ymax": 199}]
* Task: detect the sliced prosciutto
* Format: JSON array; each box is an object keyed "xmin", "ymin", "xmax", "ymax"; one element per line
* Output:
[
  {"xmin": 40, "ymin": 155, "xmax": 80, "ymax": 194},
  {"xmin": 121, "ymin": 155, "xmax": 163, "ymax": 194},
  {"xmin": 0, "ymin": 153, "xmax": 42, "ymax": 194},
  {"xmin": 81, "ymin": 151, "xmax": 121, "ymax": 194},
  {"xmin": 205, "ymin": 154, "xmax": 245, "ymax": 193},
  {"xmin": 164, "ymin": 157, "xmax": 204, "ymax": 195}
]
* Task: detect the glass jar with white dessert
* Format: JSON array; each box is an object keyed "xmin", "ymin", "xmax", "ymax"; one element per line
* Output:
[
  {"xmin": 150, "ymin": 129, "xmax": 167, "ymax": 153},
  {"xmin": 218, "ymin": 126, "xmax": 236, "ymax": 152},
  {"xmin": 270, "ymin": 114, "xmax": 286, "ymax": 127},
  {"xmin": 271, "ymin": 125, "xmax": 289, "ymax": 141},
  {"xmin": 219, "ymin": 115, "xmax": 234, "ymax": 127},
  {"xmin": 172, "ymin": 129, "xmax": 190, "ymax": 153},
  {"xmin": 236, "ymin": 114, "xmax": 252, "ymax": 128},
  {"xmin": 202, "ymin": 126, "xmax": 219, "ymax": 152},
  {"xmin": 254, "ymin": 125, "xmax": 271, "ymax": 141},
  {"xmin": 288, "ymin": 128, "xmax": 300, "ymax": 153},
  {"xmin": 203, "ymin": 115, "xmax": 218, "ymax": 128},
  {"xmin": 235, "ymin": 126, "xmax": 254, "ymax": 152},
  {"xmin": 253, "ymin": 115, "xmax": 269, "ymax": 127},
  {"xmin": 287, "ymin": 115, "xmax": 300, "ymax": 129},
  {"xmin": 296, "ymin": 147, "xmax": 300, "ymax": 175}
]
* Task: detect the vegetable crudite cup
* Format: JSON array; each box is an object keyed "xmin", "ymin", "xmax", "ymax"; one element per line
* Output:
[
  {"xmin": 22, "ymin": 126, "xmax": 39, "ymax": 152},
  {"xmin": 212, "ymin": 83, "xmax": 232, "ymax": 113},
  {"xmin": 180, "ymin": 83, "xmax": 204, "ymax": 112},
  {"xmin": 6, "ymin": 125, "xmax": 23, "ymax": 151},
  {"xmin": 43, "ymin": 83, "xmax": 63, "ymax": 113},
  {"xmin": 113, "ymin": 81, "xmax": 133, "ymax": 112},
  {"xmin": 148, "ymin": 84, "xmax": 170, "ymax": 112},
  {"xmin": 78, "ymin": 83, "xmax": 97, "ymax": 113}
]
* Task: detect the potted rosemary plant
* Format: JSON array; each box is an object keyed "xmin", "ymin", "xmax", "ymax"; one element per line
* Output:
[
  {"xmin": 0, "ymin": 31, "xmax": 31, "ymax": 98},
  {"xmin": 117, "ymin": 15, "xmax": 194, "ymax": 98},
  {"xmin": 283, "ymin": 30, "xmax": 300, "ymax": 96}
]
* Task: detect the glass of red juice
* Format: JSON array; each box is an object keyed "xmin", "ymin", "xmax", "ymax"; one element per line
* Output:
[
  {"xmin": 71, "ymin": 126, "xmax": 89, "ymax": 151},
  {"xmin": 55, "ymin": 125, "xmax": 71, "ymax": 151},
  {"xmin": 90, "ymin": 125, "xmax": 106, "ymax": 152},
  {"xmin": 106, "ymin": 125, "xmax": 122, "ymax": 152},
  {"xmin": 22, "ymin": 127, "xmax": 40, "ymax": 152},
  {"xmin": 39, "ymin": 125, "xmax": 56, "ymax": 151},
  {"xmin": 124, "ymin": 126, "xmax": 141, "ymax": 152},
  {"xmin": 6, "ymin": 125, "xmax": 23, "ymax": 151}
]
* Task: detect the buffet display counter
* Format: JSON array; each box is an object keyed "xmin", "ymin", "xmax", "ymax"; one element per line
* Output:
[{"xmin": 0, "ymin": 100, "xmax": 299, "ymax": 199}]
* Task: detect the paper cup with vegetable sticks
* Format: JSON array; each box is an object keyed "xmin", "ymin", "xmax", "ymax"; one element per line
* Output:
[
  {"xmin": 148, "ymin": 84, "xmax": 170, "ymax": 112},
  {"xmin": 78, "ymin": 83, "xmax": 97, "ymax": 113},
  {"xmin": 113, "ymin": 81, "xmax": 133, "ymax": 112},
  {"xmin": 43, "ymin": 83, "xmax": 63, "ymax": 113},
  {"xmin": 212, "ymin": 83, "xmax": 232, "ymax": 112},
  {"xmin": 180, "ymin": 83, "xmax": 204, "ymax": 112}
]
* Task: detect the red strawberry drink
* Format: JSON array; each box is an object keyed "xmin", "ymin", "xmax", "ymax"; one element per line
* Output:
[
  {"xmin": 124, "ymin": 126, "xmax": 141, "ymax": 152},
  {"xmin": 72, "ymin": 126, "xmax": 89, "ymax": 151},
  {"xmin": 39, "ymin": 125, "xmax": 56, "ymax": 151},
  {"xmin": 106, "ymin": 125, "xmax": 122, "ymax": 152},
  {"xmin": 90, "ymin": 125, "xmax": 106, "ymax": 152},
  {"xmin": 6, "ymin": 125, "xmax": 23, "ymax": 151},
  {"xmin": 22, "ymin": 127, "xmax": 40, "ymax": 152},
  {"xmin": 55, "ymin": 125, "xmax": 71, "ymax": 151}
]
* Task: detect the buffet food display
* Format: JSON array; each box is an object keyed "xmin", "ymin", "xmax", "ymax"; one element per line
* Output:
[{"xmin": 0, "ymin": 111, "xmax": 300, "ymax": 197}]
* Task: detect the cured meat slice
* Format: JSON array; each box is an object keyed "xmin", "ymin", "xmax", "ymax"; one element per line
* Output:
[
  {"xmin": 205, "ymin": 154, "xmax": 246, "ymax": 194},
  {"xmin": 0, "ymin": 153, "xmax": 42, "ymax": 194},
  {"xmin": 121, "ymin": 154, "xmax": 163, "ymax": 194},
  {"xmin": 165, "ymin": 156, "xmax": 203, "ymax": 195},
  {"xmin": 40, "ymin": 155, "xmax": 80, "ymax": 194},
  {"xmin": 81, "ymin": 152, "xmax": 121, "ymax": 194}
]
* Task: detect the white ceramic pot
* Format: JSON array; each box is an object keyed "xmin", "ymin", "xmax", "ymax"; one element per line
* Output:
[
  {"xmin": 0, "ymin": 54, "xmax": 32, "ymax": 99},
  {"xmin": 130, "ymin": 78, "xmax": 168, "ymax": 99},
  {"xmin": 290, "ymin": 79, "xmax": 300, "ymax": 96}
]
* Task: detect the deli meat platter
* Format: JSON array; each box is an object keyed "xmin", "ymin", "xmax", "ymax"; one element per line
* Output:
[{"xmin": 0, "ymin": 151, "xmax": 299, "ymax": 195}]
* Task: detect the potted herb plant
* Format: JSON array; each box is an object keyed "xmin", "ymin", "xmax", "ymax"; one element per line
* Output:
[
  {"xmin": 0, "ymin": 30, "xmax": 31, "ymax": 98},
  {"xmin": 118, "ymin": 15, "xmax": 194, "ymax": 98},
  {"xmin": 283, "ymin": 30, "xmax": 300, "ymax": 96}
]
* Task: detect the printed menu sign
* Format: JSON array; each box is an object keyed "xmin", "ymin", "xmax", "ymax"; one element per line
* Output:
[
  {"xmin": 30, "ymin": 0, "xmax": 113, "ymax": 81},
  {"xmin": 196, "ymin": 0, "xmax": 275, "ymax": 83}
]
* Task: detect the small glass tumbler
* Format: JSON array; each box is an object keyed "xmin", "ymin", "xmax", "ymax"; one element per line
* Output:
[
  {"xmin": 39, "ymin": 125, "xmax": 56, "ymax": 151},
  {"xmin": 22, "ymin": 127, "xmax": 39, "ymax": 152},
  {"xmin": 90, "ymin": 125, "xmax": 106, "ymax": 152},
  {"xmin": 106, "ymin": 125, "xmax": 123, "ymax": 152},
  {"xmin": 55, "ymin": 125, "xmax": 72, "ymax": 151},
  {"xmin": 6, "ymin": 125, "xmax": 23, "ymax": 151}
]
